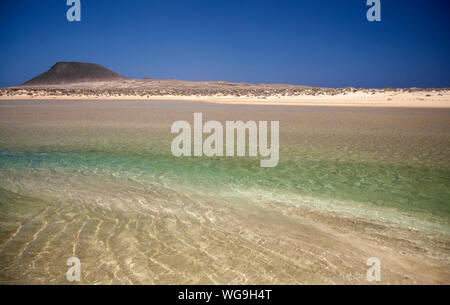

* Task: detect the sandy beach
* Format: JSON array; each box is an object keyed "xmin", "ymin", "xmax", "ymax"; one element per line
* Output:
[{"xmin": 1, "ymin": 80, "xmax": 449, "ymax": 108}]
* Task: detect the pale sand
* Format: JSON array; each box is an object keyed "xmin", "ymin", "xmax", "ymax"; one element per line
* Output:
[{"xmin": 1, "ymin": 87, "xmax": 449, "ymax": 108}]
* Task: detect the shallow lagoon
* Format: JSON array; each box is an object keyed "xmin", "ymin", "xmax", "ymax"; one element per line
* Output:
[{"xmin": 0, "ymin": 100, "xmax": 449, "ymax": 284}]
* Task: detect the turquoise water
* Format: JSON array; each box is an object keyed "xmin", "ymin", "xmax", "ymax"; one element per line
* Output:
[{"xmin": 1, "ymin": 149, "xmax": 448, "ymax": 226}]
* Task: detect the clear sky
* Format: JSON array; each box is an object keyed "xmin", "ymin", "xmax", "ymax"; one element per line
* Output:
[{"xmin": 0, "ymin": 0, "xmax": 449, "ymax": 88}]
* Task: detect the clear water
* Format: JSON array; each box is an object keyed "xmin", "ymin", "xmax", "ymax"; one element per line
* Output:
[{"xmin": 0, "ymin": 100, "xmax": 449, "ymax": 284}]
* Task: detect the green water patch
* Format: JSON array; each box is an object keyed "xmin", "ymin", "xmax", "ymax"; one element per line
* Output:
[{"xmin": 0, "ymin": 150, "xmax": 449, "ymax": 223}]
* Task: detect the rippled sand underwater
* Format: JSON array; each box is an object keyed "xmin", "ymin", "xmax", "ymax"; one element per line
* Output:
[{"xmin": 0, "ymin": 100, "xmax": 449, "ymax": 284}]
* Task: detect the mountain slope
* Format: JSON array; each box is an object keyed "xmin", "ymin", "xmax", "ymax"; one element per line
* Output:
[{"xmin": 22, "ymin": 62, "xmax": 127, "ymax": 85}]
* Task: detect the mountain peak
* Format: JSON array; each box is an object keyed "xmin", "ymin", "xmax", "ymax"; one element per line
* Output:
[{"xmin": 22, "ymin": 62, "xmax": 127, "ymax": 86}]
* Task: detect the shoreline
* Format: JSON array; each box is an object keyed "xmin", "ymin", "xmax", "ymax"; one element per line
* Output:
[{"xmin": 1, "ymin": 91, "xmax": 449, "ymax": 108}]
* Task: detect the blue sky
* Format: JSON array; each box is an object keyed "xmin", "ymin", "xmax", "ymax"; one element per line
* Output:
[{"xmin": 0, "ymin": 0, "xmax": 449, "ymax": 88}]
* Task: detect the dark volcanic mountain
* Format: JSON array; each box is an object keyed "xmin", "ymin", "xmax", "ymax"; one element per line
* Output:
[{"xmin": 22, "ymin": 62, "xmax": 127, "ymax": 86}]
